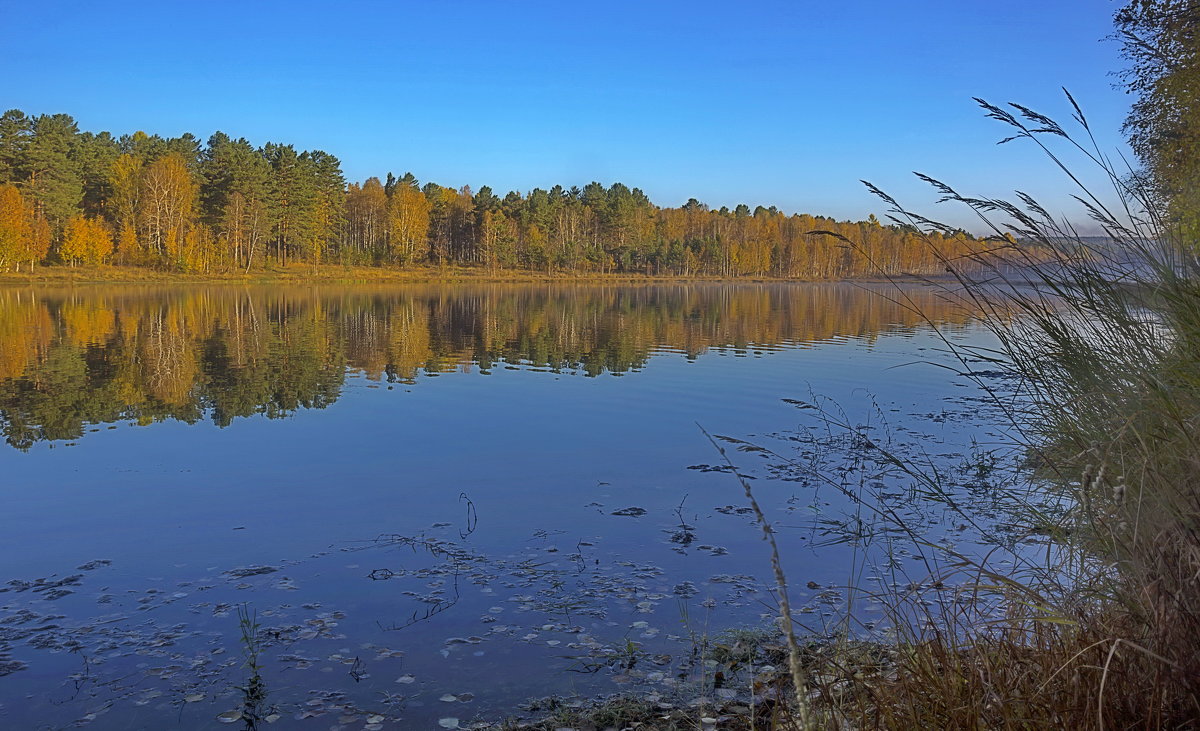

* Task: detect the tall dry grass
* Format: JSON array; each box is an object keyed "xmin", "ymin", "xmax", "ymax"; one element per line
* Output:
[{"xmin": 775, "ymin": 93, "xmax": 1200, "ymax": 729}]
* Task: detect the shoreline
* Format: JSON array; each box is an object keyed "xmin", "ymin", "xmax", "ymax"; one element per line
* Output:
[{"xmin": 0, "ymin": 264, "xmax": 949, "ymax": 287}]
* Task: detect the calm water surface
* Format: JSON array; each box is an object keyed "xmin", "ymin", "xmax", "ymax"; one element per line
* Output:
[{"xmin": 0, "ymin": 283, "xmax": 1014, "ymax": 729}]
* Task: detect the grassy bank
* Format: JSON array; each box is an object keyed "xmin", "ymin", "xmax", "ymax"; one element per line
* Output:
[
  {"xmin": 769, "ymin": 102, "xmax": 1200, "ymax": 728},
  {"xmin": 846, "ymin": 105, "xmax": 1199, "ymax": 729}
]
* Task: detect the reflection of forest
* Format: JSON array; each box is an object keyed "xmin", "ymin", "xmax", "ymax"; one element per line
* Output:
[{"xmin": 0, "ymin": 284, "xmax": 974, "ymax": 449}]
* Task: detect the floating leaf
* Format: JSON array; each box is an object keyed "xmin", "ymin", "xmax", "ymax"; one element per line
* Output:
[
  {"xmin": 438, "ymin": 718, "xmax": 460, "ymax": 729},
  {"xmin": 216, "ymin": 710, "xmax": 243, "ymax": 723},
  {"xmin": 395, "ymin": 674, "xmax": 416, "ymax": 684}
]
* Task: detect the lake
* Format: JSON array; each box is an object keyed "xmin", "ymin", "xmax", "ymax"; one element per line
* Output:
[{"xmin": 0, "ymin": 283, "xmax": 1019, "ymax": 729}]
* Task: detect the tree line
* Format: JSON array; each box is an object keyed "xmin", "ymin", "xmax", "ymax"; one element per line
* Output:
[{"xmin": 0, "ymin": 109, "xmax": 994, "ymax": 277}]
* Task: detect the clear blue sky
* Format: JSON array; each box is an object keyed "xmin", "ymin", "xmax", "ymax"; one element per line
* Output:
[{"xmin": 0, "ymin": 0, "xmax": 1131, "ymax": 231}]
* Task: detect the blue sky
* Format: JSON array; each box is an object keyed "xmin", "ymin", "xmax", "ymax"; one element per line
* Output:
[{"xmin": 0, "ymin": 1, "xmax": 1131, "ymax": 230}]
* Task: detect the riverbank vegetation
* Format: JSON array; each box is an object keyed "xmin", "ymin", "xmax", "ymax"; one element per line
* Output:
[
  {"xmin": 0, "ymin": 112, "xmax": 998, "ymax": 280},
  {"xmin": 732, "ymin": 2, "xmax": 1200, "ymax": 728}
]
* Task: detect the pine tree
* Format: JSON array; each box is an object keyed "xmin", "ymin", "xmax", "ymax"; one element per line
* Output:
[
  {"xmin": 26, "ymin": 114, "xmax": 84, "ymax": 227},
  {"xmin": 0, "ymin": 110, "xmax": 33, "ymax": 186},
  {"xmin": 202, "ymin": 133, "xmax": 271, "ymax": 270}
]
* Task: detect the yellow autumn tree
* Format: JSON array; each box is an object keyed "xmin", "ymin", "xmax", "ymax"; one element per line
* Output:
[
  {"xmin": 116, "ymin": 222, "xmax": 140, "ymax": 262},
  {"xmin": 87, "ymin": 217, "xmax": 114, "ymax": 265},
  {"xmin": 180, "ymin": 223, "xmax": 217, "ymax": 273},
  {"xmin": 387, "ymin": 184, "xmax": 431, "ymax": 265},
  {"xmin": 109, "ymin": 155, "xmax": 142, "ymax": 228},
  {"xmin": 27, "ymin": 214, "xmax": 51, "ymax": 269},
  {"xmin": 60, "ymin": 215, "xmax": 114, "ymax": 266},
  {"xmin": 109, "ymin": 153, "xmax": 145, "ymax": 264},
  {"xmin": 60, "ymin": 215, "xmax": 89, "ymax": 266},
  {"xmin": 0, "ymin": 184, "xmax": 33, "ymax": 272}
]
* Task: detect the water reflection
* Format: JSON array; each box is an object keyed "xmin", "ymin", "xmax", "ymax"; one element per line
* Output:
[
  {"xmin": 0, "ymin": 283, "xmax": 1009, "ymax": 729},
  {"xmin": 0, "ymin": 284, "xmax": 971, "ymax": 449}
]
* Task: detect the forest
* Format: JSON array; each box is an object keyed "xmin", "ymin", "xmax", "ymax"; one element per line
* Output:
[{"xmin": 0, "ymin": 110, "xmax": 996, "ymax": 278}]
